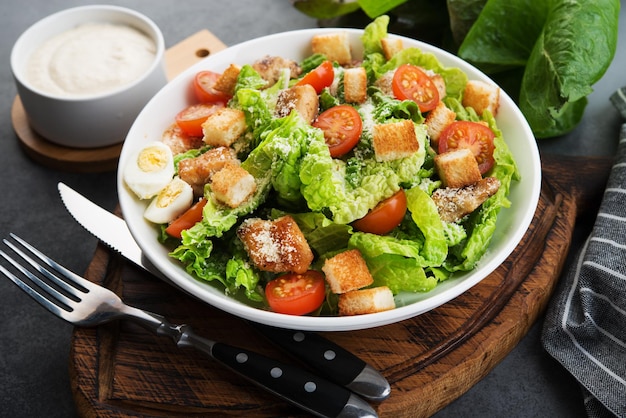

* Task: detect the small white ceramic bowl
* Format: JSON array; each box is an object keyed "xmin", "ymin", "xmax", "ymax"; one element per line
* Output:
[{"xmin": 10, "ymin": 5, "xmax": 167, "ymax": 148}]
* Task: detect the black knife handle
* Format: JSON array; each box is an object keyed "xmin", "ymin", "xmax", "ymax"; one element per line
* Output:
[
  {"xmin": 171, "ymin": 324, "xmax": 377, "ymax": 418},
  {"xmin": 212, "ymin": 342, "xmax": 376, "ymax": 418},
  {"xmin": 250, "ymin": 323, "xmax": 391, "ymax": 401}
]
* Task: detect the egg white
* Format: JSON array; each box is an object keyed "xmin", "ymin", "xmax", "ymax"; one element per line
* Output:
[
  {"xmin": 123, "ymin": 141, "xmax": 175, "ymax": 199},
  {"xmin": 144, "ymin": 177, "xmax": 194, "ymax": 224}
]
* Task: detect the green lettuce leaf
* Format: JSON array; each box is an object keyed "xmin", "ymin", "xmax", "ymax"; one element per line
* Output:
[
  {"xmin": 459, "ymin": 0, "xmax": 619, "ymax": 138},
  {"xmin": 367, "ymin": 254, "xmax": 437, "ymax": 294},
  {"xmin": 405, "ymin": 186, "xmax": 447, "ymax": 265},
  {"xmin": 300, "ymin": 124, "xmax": 427, "ymax": 224}
]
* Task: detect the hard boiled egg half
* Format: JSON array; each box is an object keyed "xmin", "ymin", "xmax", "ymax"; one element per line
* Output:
[
  {"xmin": 124, "ymin": 142, "xmax": 175, "ymax": 200},
  {"xmin": 144, "ymin": 177, "xmax": 193, "ymax": 224}
]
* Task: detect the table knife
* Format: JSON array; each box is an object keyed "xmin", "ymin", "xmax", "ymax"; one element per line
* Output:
[{"xmin": 58, "ymin": 182, "xmax": 391, "ymax": 402}]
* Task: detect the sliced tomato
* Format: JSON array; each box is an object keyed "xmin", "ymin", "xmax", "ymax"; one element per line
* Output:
[
  {"xmin": 295, "ymin": 60, "xmax": 334, "ymax": 94},
  {"xmin": 265, "ymin": 271, "xmax": 326, "ymax": 316},
  {"xmin": 392, "ymin": 64, "xmax": 440, "ymax": 113},
  {"xmin": 193, "ymin": 71, "xmax": 231, "ymax": 104},
  {"xmin": 352, "ymin": 190, "xmax": 407, "ymax": 235},
  {"xmin": 165, "ymin": 198, "xmax": 207, "ymax": 239},
  {"xmin": 438, "ymin": 121, "xmax": 496, "ymax": 174},
  {"xmin": 175, "ymin": 103, "xmax": 224, "ymax": 137},
  {"xmin": 312, "ymin": 105, "xmax": 362, "ymax": 158}
]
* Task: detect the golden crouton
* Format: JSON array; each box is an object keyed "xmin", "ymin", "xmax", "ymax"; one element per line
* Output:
[
  {"xmin": 462, "ymin": 80, "xmax": 500, "ymax": 116},
  {"xmin": 213, "ymin": 64, "xmax": 241, "ymax": 96},
  {"xmin": 311, "ymin": 32, "xmax": 352, "ymax": 65},
  {"xmin": 322, "ymin": 249, "xmax": 373, "ymax": 294},
  {"xmin": 237, "ymin": 216, "xmax": 314, "ymax": 274},
  {"xmin": 211, "ymin": 163, "xmax": 256, "ymax": 208},
  {"xmin": 432, "ymin": 177, "xmax": 501, "ymax": 223},
  {"xmin": 434, "ymin": 148, "xmax": 482, "ymax": 189},
  {"xmin": 275, "ymin": 84, "xmax": 320, "ymax": 124},
  {"xmin": 338, "ymin": 286, "xmax": 396, "ymax": 316},
  {"xmin": 343, "ymin": 67, "xmax": 368, "ymax": 104},
  {"xmin": 372, "ymin": 119, "xmax": 420, "ymax": 162},
  {"xmin": 178, "ymin": 147, "xmax": 239, "ymax": 196},
  {"xmin": 161, "ymin": 122, "xmax": 204, "ymax": 155},
  {"xmin": 252, "ymin": 55, "xmax": 302, "ymax": 85},
  {"xmin": 425, "ymin": 101, "xmax": 456, "ymax": 146},
  {"xmin": 202, "ymin": 108, "xmax": 247, "ymax": 147},
  {"xmin": 381, "ymin": 37, "xmax": 403, "ymax": 60}
]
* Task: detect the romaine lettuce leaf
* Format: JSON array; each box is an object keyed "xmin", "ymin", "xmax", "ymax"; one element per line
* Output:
[
  {"xmin": 459, "ymin": 0, "xmax": 619, "ymax": 138},
  {"xmin": 367, "ymin": 253, "xmax": 437, "ymax": 294},
  {"xmin": 300, "ymin": 124, "xmax": 427, "ymax": 224}
]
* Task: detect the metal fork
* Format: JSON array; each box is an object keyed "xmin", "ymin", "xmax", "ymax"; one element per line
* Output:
[{"xmin": 0, "ymin": 234, "xmax": 377, "ymax": 418}]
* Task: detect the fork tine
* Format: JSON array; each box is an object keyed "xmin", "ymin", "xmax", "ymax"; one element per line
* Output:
[
  {"xmin": 8, "ymin": 233, "xmax": 97, "ymax": 293},
  {"xmin": 3, "ymin": 239, "xmax": 79, "ymax": 297},
  {"xmin": 1, "ymin": 236, "xmax": 85, "ymax": 317},
  {"xmin": 0, "ymin": 252, "xmax": 71, "ymax": 319}
]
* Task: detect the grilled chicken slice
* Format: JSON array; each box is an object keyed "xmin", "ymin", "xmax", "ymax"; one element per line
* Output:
[{"xmin": 431, "ymin": 176, "xmax": 501, "ymax": 223}]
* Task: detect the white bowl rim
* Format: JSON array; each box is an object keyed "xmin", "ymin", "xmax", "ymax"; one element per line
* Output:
[
  {"xmin": 10, "ymin": 4, "xmax": 165, "ymax": 102},
  {"xmin": 118, "ymin": 27, "xmax": 542, "ymax": 332}
]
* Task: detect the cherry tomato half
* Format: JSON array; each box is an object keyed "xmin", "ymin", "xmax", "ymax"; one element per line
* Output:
[
  {"xmin": 165, "ymin": 198, "xmax": 207, "ymax": 239},
  {"xmin": 352, "ymin": 190, "xmax": 407, "ymax": 235},
  {"xmin": 438, "ymin": 121, "xmax": 496, "ymax": 174},
  {"xmin": 265, "ymin": 271, "xmax": 326, "ymax": 316},
  {"xmin": 295, "ymin": 60, "xmax": 334, "ymax": 94},
  {"xmin": 193, "ymin": 71, "xmax": 232, "ymax": 104},
  {"xmin": 392, "ymin": 64, "xmax": 440, "ymax": 113},
  {"xmin": 175, "ymin": 103, "xmax": 224, "ymax": 137},
  {"xmin": 312, "ymin": 105, "xmax": 363, "ymax": 158}
]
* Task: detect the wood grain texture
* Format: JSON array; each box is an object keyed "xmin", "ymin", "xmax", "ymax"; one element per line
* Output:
[{"xmin": 68, "ymin": 154, "xmax": 613, "ymax": 417}]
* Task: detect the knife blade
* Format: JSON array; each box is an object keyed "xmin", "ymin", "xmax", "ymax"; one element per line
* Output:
[{"xmin": 58, "ymin": 182, "xmax": 391, "ymax": 402}]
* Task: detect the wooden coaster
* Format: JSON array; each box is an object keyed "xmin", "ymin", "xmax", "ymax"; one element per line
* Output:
[{"xmin": 11, "ymin": 30, "xmax": 227, "ymax": 173}]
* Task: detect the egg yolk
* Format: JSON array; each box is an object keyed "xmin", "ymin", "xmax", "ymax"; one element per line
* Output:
[
  {"xmin": 155, "ymin": 179, "xmax": 186, "ymax": 208},
  {"xmin": 137, "ymin": 146, "xmax": 169, "ymax": 172}
]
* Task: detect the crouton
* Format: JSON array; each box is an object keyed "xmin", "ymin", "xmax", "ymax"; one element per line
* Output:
[
  {"xmin": 211, "ymin": 163, "xmax": 256, "ymax": 208},
  {"xmin": 311, "ymin": 32, "xmax": 352, "ymax": 65},
  {"xmin": 425, "ymin": 101, "xmax": 456, "ymax": 146},
  {"xmin": 322, "ymin": 249, "xmax": 373, "ymax": 294},
  {"xmin": 338, "ymin": 286, "xmax": 396, "ymax": 316},
  {"xmin": 381, "ymin": 37, "xmax": 403, "ymax": 60},
  {"xmin": 343, "ymin": 67, "xmax": 368, "ymax": 104},
  {"xmin": 275, "ymin": 84, "xmax": 319, "ymax": 124},
  {"xmin": 237, "ymin": 216, "xmax": 314, "ymax": 274},
  {"xmin": 462, "ymin": 80, "xmax": 500, "ymax": 117},
  {"xmin": 252, "ymin": 55, "xmax": 302, "ymax": 85},
  {"xmin": 202, "ymin": 108, "xmax": 247, "ymax": 147},
  {"xmin": 178, "ymin": 146, "xmax": 239, "ymax": 196},
  {"xmin": 372, "ymin": 119, "xmax": 419, "ymax": 162},
  {"xmin": 213, "ymin": 64, "xmax": 241, "ymax": 96},
  {"xmin": 161, "ymin": 122, "xmax": 204, "ymax": 155},
  {"xmin": 434, "ymin": 148, "xmax": 482, "ymax": 189},
  {"xmin": 432, "ymin": 176, "xmax": 501, "ymax": 223}
]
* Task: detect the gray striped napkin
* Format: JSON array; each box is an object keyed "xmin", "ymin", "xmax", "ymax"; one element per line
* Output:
[{"xmin": 542, "ymin": 89, "xmax": 626, "ymax": 418}]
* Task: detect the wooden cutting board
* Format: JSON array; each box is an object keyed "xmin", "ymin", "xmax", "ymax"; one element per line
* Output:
[
  {"xmin": 66, "ymin": 30, "xmax": 615, "ymax": 417},
  {"xmin": 68, "ymin": 157, "xmax": 613, "ymax": 417}
]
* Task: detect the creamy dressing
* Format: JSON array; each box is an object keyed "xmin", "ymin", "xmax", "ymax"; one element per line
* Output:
[{"xmin": 27, "ymin": 23, "xmax": 156, "ymax": 97}]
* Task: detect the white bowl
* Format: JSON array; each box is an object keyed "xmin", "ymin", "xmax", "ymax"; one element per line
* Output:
[
  {"xmin": 11, "ymin": 5, "xmax": 167, "ymax": 148},
  {"xmin": 118, "ymin": 28, "xmax": 541, "ymax": 331}
]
